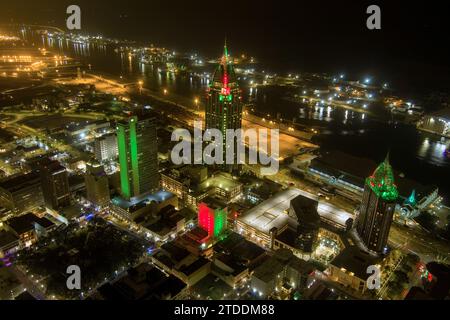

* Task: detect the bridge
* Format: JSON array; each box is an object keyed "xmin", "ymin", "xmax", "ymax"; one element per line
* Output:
[{"xmin": 0, "ymin": 24, "xmax": 65, "ymax": 34}]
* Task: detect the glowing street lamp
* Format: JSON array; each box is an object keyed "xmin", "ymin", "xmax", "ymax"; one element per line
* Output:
[
  {"xmin": 138, "ymin": 81, "xmax": 143, "ymax": 94},
  {"xmin": 194, "ymin": 97, "xmax": 199, "ymax": 110},
  {"xmin": 163, "ymin": 89, "xmax": 168, "ymax": 95}
]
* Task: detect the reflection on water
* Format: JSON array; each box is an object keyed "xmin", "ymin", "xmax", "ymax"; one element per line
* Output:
[
  {"xmin": 32, "ymin": 32, "xmax": 209, "ymax": 98},
  {"xmin": 418, "ymin": 137, "xmax": 450, "ymax": 167},
  {"xmin": 20, "ymin": 31, "xmax": 450, "ymax": 197}
]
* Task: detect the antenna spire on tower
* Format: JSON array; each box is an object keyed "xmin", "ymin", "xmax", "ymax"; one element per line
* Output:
[{"xmin": 385, "ymin": 150, "xmax": 390, "ymax": 166}]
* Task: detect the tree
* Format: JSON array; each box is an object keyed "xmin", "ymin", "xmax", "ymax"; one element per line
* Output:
[
  {"xmin": 401, "ymin": 263, "xmax": 413, "ymax": 275},
  {"xmin": 405, "ymin": 253, "xmax": 420, "ymax": 265},
  {"xmin": 415, "ymin": 212, "xmax": 438, "ymax": 232},
  {"xmin": 393, "ymin": 270, "xmax": 409, "ymax": 284},
  {"xmin": 387, "ymin": 281, "xmax": 403, "ymax": 297}
]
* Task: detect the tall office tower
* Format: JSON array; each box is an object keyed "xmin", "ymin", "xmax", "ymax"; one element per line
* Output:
[
  {"xmin": 39, "ymin": 160, "xmax": 71, "ymax": 210},
  {"xmin": 356, "ymin": 154, "xmax": 399, "ymax": 254},
  {"xmin": 289, "ymin": 195, "xmax": 320, "ymax": 253},
  {"xmin": 117, "ymin": 115, "xmax": 159, "ymax": 200},
  {"xmin": 205, "ymin": 41, "xmax": 242, "ymax": 172},
  {"xmin": 94, "ymin": 134, "xmax": 118, "ymax": 162},
  {"xmin": 85, "ymin": 162, "xmax": 110, "ymax": 207}
]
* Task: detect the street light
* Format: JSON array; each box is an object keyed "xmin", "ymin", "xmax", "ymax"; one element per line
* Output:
[
  {"xmin": 163, "ymin": 89, "xmax": 168, "ymax": 95},
  {"xmin": 194, "ymin": 98, "xmax": 199, "ymax": 110},
  {"xmin": 138, "ymin": 81, "xmax": 143, "ymax": 94}
]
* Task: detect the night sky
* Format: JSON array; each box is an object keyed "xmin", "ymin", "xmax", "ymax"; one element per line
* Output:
[{"xmin": 1, "ymin": 0, "xmax": 450, "ymax": 94}]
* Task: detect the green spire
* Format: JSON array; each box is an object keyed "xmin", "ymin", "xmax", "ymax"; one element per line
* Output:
[
  {"xmin": 385, "ymin": 151, "xmax": 390, "ymax": 165},
  {"xmin": 366, "ymin": 153, "xmax": 399, "ymax": 201},
  {"xmin": 224, "ymin": 37, "xmax": 228, "ymax": 60},
  {"xmin": 221, "ymin": 38, "xmax": 229, "ymax": 66}
]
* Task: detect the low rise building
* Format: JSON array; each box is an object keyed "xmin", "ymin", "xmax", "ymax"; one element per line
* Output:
[
  {"xmin": 327, "ymin": 246, "xmax": 382, "ymax": 295},
  {"xmin": 0, "ymin": 172, "xmax": 44, "ymax": 213},
  {"xmin": 151, "ymin": 242, "xmax": 211, "ymax": 286},
  {"xmin": 417, "ymin": 109, "xmax": 450, "ymax": 138},
  {"xmin": 0, "ymin": 230, "xmax": 20, "ymax": 258},
  {"xmin": 251, "ymin": 249, "xmax": 315, "ymax": 299},
  {"xmin": 161, "ymin": 166, "xmax": 242, "ymax": 210},
  {"xmin": 110, "ymin": 190, "xmax": 177, "ymax": 222},
  {"xmin": 4, "ymin": 213, "xmax": 56, "ymax": 248}
]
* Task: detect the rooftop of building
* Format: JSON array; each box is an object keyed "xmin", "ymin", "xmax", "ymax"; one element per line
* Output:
[
  {"xmin": 330, "ymin": 246, "xmax": 381, "ymax": 280},
  {"xmin": 39, "ymin": 159, "xmax": 67, "ymax": 174},
  {"xmin": 213, "ymin": 253, "xmax": 248, "ymax": 277},
  {"xmin": 86, "ymin": 163, "xmax": 107, "ymax": 177},
  {"xmin": 252, "ymin": 254, "xmax": 285, "ymax": 283},
  {"xmin": 0, "ymin": 229, "xmax": 19, "ymax": 248},
  {"xmin": 191, "ymin": 273, "xmax": 233, "ymax": 300},
  {"xmin": 160, "ymin": 242, "xmax": 191, "ymax": 263},
  {"xmin": 0, "ymin": 172, "xmax": 41, "ymax": 193},
  {"xmin": 232, "ymin": 239, "xmax": 267, "ymax": 266},
  {"xmin": 111, "ymin": 190, "xmax": 174, "ymax": 210},
  {"xmin": 65, "ymin": 119, "xmax": 109, "ymax": 132},
  {"xmin": 145, "ymin": 221, "xmax": 172, "ymax": 238},
  {"xmin": 183, "ymin": 226, "xmax": 209, "ymax": 244},
  {"xmin": 195, "ymin": 172, "xmax": 241, "ymax": 194},
  {"xmin": 238, "ymin": 188, "xmax": 301, "ymax": 234},
  {"xmin": 304, "ymin": 280, "xmax": 339, "ymax": 300},
  {"xmin": 201, "ymin": 196, "xmax": 227, "ymax": 210},
  {"xmin": 290, "ymin": 195, "xmax": 320, "ymax": 225},
  {"xmin": 5, "ymin": 213, "xmax": 55, "ymax": 235},
  {"xmin": 178, "ymin": 256, "xmax": 210, "ymax": 277},
  {"xmin": 275, "ymin": 227, "xmax": 301, "ymax": 249},
  {"xmin": 214, "ymin": 232, "xmax": 246, "ymax": 254},
  {"xmin": 245, "ymin": 177, "xmax": 284, "ymax": 201}
]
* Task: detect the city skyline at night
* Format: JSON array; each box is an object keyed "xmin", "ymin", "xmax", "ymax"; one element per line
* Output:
[{"xmin": 0, "ymin": 0, "xmax": 449, "ymax": 310}]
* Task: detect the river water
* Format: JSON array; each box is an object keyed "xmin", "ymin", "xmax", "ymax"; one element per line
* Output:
[{"xmin": 20, "ymin": 30, "xmax": 450, "ymax": 201}]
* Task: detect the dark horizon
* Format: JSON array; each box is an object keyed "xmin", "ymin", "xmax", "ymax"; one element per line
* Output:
[{"xmin": 2, "ymin": 0, "xmax": 450, "ymax": 96}]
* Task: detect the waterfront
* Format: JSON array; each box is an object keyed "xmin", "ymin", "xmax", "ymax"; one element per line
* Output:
[{"xmin": 12, "ymin": 29, "xmax": 450, "ymax": 201}]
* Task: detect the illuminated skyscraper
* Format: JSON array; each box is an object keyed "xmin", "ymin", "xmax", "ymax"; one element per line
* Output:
[
  {"xmin": 356, "ymin": 154, "xmax": 398, "ymax": 254},
  {"xmin": 198, "ymin": 202, "xmax": 227, "ymax": 239},
  {"xmin": 117, "ymin": 116, "xmax": 159, "ymax": 200},
  {"xmin": 205, "ymin": 41, "xmax": 242, "ymax": 172}
]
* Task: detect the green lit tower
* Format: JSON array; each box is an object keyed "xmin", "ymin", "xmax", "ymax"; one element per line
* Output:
[
  {"xmin": 206, "ymin": 40, "xmax": 242, "ymax": 172},
  {"xmin": 117, "ymin": 116, "xmax": 159, "ymax": 200},
  {"xmin": 356, "ymin": 154, "xmax": 399, "ymax": 254}
]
